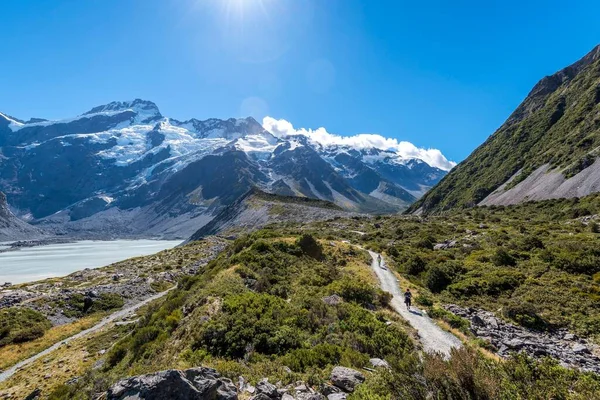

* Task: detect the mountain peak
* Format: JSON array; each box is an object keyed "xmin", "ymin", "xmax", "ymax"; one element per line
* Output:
[{"xmin": 83, "ymin": 99, "xmax": 162, "ymax": 121}]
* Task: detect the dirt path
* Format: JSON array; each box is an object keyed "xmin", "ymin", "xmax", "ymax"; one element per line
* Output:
[
  {"xmin": 367, "ymin": 250, "xmax": 462, "ymax": 357},
  {"xmin": 0, "ymin": 287, "xmax": 175, "ymax": 383}
]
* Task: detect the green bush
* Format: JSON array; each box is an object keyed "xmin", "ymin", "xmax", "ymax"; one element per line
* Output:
[
  {"xmin": 0, "ymin": 307, "xmax": 52, "ymax": 346},
  {"xmin": 491, "ymin": 249, "xmax": 516, "ymax": 267},
  {"xmin": 503, "ymin": 302, "xmax": 547, "ymax": 330},
  {"xmin": 404, "ymin": 255, "xmax": 426, "ymax": 275},
  {"xmin": 297, "ymin": 234, "xmax": 324, "ymax": 260},
  {"xmin": 329, "ymin": 278, "xmax": 377, "ymax": 307}
]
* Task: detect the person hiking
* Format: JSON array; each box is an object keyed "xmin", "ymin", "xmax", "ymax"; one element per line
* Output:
[
  {"xmin": 377, "ymin": 254, "xmax": 382, "ymax": 265},
  {"xmin": 404, "ymin": 288, "xmax": 412, "ymax": 309}
]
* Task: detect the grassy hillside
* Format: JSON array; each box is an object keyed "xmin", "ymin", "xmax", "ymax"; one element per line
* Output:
[
  {"xmin": 320, "ymin": 195, "xmax": 600, "ymax": 340},
  {"xmin": 410, "ymin": 45, "xmax": 600, "ymax": 214},
  {"xmin": 45, "ymin": 227, "xmax": 600, "ymax": 399}
]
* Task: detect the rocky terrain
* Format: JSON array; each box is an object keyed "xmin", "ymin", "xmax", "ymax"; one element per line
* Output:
[
  {"xmin": 0, "ymin": 237, "xmax": 227, "ymax": 325},
  {"xmin": 0, "ymin": 192, "xmax": 44, "ymax": 242},
  {"xmin": 105, "ymin": 365, "xmax": 373, "ymax": 400},
  {"xmin": 188, "ymin": 188, "xmax": 355, "ymax": 241},
  {"xmin": 446, "ymin": 305, "xmax": 600, "ymax": 374}
]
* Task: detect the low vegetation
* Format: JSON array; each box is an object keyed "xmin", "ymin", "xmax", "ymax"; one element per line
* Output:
[
  {"xmin": 311, "ymin": 195, "xmax": 600, "ymax": 341},
  {"xmin": 47, "ymin": 223, "xmax": 600, "ymax": 399},
  {"xmin": 0, "ymin": 308, "xmax": 52, "ymax": 346}
]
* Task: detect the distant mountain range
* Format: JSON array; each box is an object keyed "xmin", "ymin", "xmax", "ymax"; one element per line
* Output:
[
  {"xmin": 411, "ymin": 44, "xmax": 600, "ymax": 214},
  {"xmin": 0, "ymin": 101, "xmax": 447, "ymax": 238}
]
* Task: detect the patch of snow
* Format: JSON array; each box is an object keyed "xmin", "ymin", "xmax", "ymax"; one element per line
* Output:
[{"xmin": 0, "ymin": 112, "xmax": 24, "ymax": 132}]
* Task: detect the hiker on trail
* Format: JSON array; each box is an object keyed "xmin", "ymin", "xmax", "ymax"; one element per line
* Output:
[
  {"xmin": 404, "ymin": 288, "xmax": 412, "ymax": 309},
  {"xmin": 377, "ymin": 254, "xmax": 382, "ymax": 265}
]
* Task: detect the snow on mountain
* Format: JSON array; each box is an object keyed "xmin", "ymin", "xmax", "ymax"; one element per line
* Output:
[
  {"xmin": 0, "ymin": 100, "xmax": 451, "ymax": 238},
  {"xmin": 262, "ymin": 116, "xmax": 455, "ymax": 171}
]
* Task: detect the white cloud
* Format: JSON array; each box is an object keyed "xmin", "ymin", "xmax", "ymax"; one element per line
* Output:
[{"xmin": 262, "ymin": 116, "xmax": 456, "ymax": 171}]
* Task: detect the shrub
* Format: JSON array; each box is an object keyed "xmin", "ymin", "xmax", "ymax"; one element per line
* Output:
[
  {"xmin": 297, "ymin": 234, "xmax": 324, "ymax": 260},
  {"xmin": 404, "ymin": 255, "xmax": 426, "ymax": 275},
  {"xmin": 425, "ymin": 265, "xmax": 455, "ymax": 293},
  {"xmin": 415, "ymin": 294, "xmax": 434, "ymax": 307},
  {"xmin": 491, "ymin": 249, "xmax": 516, "ymax": 267},
  {"xmin": 329, "ymin": 278, "xmax": 377, "ymax": 307},
  {"xmin": 503, "ymin": 302, "xmax": 547, "ymax": 330},
  {"xmin": 0, "ymin": 308, "xmax": 52, "ymax": 346},
  {"xmin": 89, "ymin": 293, "xmax": 124, "ymax": 313}
]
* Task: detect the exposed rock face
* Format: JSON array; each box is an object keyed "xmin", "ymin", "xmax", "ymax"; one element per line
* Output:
[
  {"xmin": 0, "ymin": 191, "xmax": 44, "ymax": 241},
  {"xmin": 446, "ymin": 305, "xmax": 600, "ymax": 374},
  {"xmin": 329, "ymin": 367, "xmax": 365, "ymax": 393},
  {"xmin": 107, "ymin": 367, "xmax": 238, "ymax": 400}
]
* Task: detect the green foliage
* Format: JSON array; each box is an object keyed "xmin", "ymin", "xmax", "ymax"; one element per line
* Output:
[
  {"xmin": 491, "ymin": 248, "xmax": 516, "ymax": 267},
  {"xmin": 297, "ymin": 234, "xmax": 324, "ymax": 260},
  {"xmin": 403, "ymin": 255, "xmax": 426, "ymax": 275},
  {"xmin": 425, "ymin": 262, "xmax": 462, "ymax": 293},
  {"xmin": 410, "ymin": 51, "xmax": 600, "ymax": 214},
  {"xmin": 503, "ymin": 302, "xmax": 547, "ymax": 331},
  {"xmin": 0, "ymin": 307, "xmax": 52, "ymax": 346}
]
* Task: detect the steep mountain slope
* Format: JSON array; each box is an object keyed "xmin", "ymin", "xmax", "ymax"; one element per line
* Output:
[
  {"xmin": 187, "ymin": 188, "xmax": 351, "ymax": 240},
  {"xmin": 0, "ymin": 192, "xmax": 44, "ymax": 241},
  {"xmin": 0, "ymin": 100, "xmax": 448, "ymax": 237},
  {"xmin": 410, "ymin": 44, "xmax": 600, "ymax": 214}
]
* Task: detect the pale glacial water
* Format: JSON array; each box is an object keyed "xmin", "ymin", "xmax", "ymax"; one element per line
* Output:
[{"xmin": 0, "ymin": 240, "xmax": 182, "ymax": 285}]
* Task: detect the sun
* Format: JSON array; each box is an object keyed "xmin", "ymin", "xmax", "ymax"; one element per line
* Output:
[{"xmin": 218, "ymin": 0, "xmax": 272, "ymax": 22}]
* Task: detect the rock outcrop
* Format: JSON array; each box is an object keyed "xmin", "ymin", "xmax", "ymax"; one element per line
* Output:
[
  {"xmin": 107, "ymin": 367, "xmax": 238, "ymax": 400},
  {"xmin": 329, "ymin": 367, "xmax": 365, "ymax": 393},
  {"xmin": 0, "ymin": 191, "xmax": 44, "ymax": 241},
  {"xmin": 446, "ymin": 305, "xmax": 600, "ymax": 374}
]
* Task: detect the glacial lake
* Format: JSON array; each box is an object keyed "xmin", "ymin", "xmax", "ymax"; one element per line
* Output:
[{"xmin": 0, "ymin": 240, "xmax": 182, "ymax": 285}]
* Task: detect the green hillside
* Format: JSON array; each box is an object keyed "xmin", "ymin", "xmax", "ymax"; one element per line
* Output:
[{"xmin": 409, "ymin": 45, "xmax": 600, "ymax": 214}]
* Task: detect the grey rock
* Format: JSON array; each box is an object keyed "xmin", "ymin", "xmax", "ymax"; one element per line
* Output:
[
  {"xmin": 444, "ymin": 304, "xmax": 600, "ymax": 375},
  {"xmin": 327, "ymin": 394, "xmax": 347, "ymax": 400},
  {"xmin": 573, "ymin": 344, "xmax": 590, "ymax": 354},
  {"xmin": 251, "ymin": 395, "xmax": 273, "ymax": 400},
  {"xmin": 369, "ymin": 358, "xmax": 390, "ymax": 369},
  {"xmin": 322, "ymin": 295, "xmax": 343, "ymax": 306},
  {"xmin": 297, "ymin": 394, "xmax": 325, "ymax": 400},
  {"xmin": 281, "ymin": 394, "xmax": 295, "ymax": 400},
  {"xmin": 107, "ymin": 367, "xmax": 238, "ymax": 400},
  {"xmin": 319, "ymin": 384, "xmax": 340, "ymax": 396},
  {"xmin": 257, "ymin": 378, "xmax": 279, "ymax": 399},
  {"xmin": 330, "ymin": 366, "xmax": 365, "ymax": 393}
]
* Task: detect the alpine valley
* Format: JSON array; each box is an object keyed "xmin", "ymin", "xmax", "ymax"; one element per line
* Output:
[{"xmin": 0, "ymin": 101, "xmax": 448, "ymax": 239}]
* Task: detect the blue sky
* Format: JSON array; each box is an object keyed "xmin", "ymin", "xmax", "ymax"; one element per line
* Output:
[{"xmin": 1, "ymin": 0, "xmax": 599, "ymax": 162}]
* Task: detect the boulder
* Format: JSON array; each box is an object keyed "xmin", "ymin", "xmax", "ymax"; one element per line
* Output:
[
  {"xmin": 322, "ymin": 295, "xmax": 343, "ymax": 306},
  {"xmin": 257, "ymin": 378, "xmax": 279, "ymax": 399},
  {"xmin": 327, "ymin": 394, "xmax": 347, "ymax": 400},
  {"xmin": 330, "ymin": 367, "xmax": 365, "ymax": 393},
  {"xmin": 369, "ymin": 358, "xmax": 390, "ymax": 369},
  {"xmin": 107, "ymin": 367, "xmax": 238, "ymax": 400},
  {"xmin": 573, "ymin": 344, "xmax": 590, "ymax": 354}
]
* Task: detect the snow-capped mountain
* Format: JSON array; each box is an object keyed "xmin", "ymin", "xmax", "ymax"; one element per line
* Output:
[{"xmin": 0, "ymin": 100, "xmax": 448, "ymax": 238}]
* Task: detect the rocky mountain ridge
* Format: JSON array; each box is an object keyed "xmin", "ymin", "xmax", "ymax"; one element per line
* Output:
[{"xmin": 0, "ymin": 101, "xmax": 447, "ymax": 238}]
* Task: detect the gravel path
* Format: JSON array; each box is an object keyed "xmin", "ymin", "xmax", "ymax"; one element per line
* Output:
[
  {"xmin": 0, "ymin": 287, "xmax": 175, "ymax": 383},
  {"xmin": 368, "ymin": 250, "xmax": 462, "ymax": 357}
]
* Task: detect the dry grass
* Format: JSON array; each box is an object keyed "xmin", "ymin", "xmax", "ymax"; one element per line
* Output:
[
  {"xmin": 0, "ymin": 314, "xmax": 103, "ymax": 372},
  {"xmin": 0, "ymin": 323, "xmax": 118, "ymax": 399}
]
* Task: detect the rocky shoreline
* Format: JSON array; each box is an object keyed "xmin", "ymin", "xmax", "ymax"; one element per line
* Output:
[
  {"xmin": 0, "ymin": 237, "xmax": 227, "ymax": 325},
  {"xmin": 445, "ymin": 305, "xmax": 600, "ymax": 374}
]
